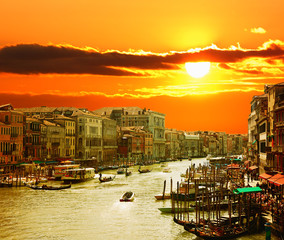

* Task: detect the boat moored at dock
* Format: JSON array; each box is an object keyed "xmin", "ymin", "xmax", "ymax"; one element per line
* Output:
[{"xmin": 61, "ymin": 168, "xmax": 95, "ymax": 183}]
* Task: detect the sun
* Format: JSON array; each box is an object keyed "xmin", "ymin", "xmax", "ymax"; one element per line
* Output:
[{"xmin": 185, "ymin": 62, "xmax": 211, "ymax": 78}]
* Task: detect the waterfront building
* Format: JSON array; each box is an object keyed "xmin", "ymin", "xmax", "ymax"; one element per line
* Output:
[
  {"xmin": 248, "ymin": 94, "xmax": 268, "ymax": 173},
  {"xmin": 94, "ymin": 107, "xmax": 165, "ymax": 161},
  {"xmin": 265, "ymin": 83, "xmax": 284, "ymax": 172},
  {"xmin": 101, "ymin": 117, "xmax": 117, "ymax": 166},
  {"xmin": 40, "ymin": 120, "xmax": 65, "ymax": 160},
  {"xmin": 24, "ymin": 117, "xmax": 41, "ymax": 161},
  {"xmin": 183, "ymin": 133, "xmax": 202, "ymax": 158},
  {"xmin": 0, "ymin": 104, "xmax": 24, "ymax": 172},
  {"xmin": 70, "ymin": 111, "xmax": 102, "ymax": 161},
  {"xmin": 165, "ymin": 129, "xmax": 180, "ymax": 160},
  {"xmin": 177, "ymin": 130, "xmax": 186, "ymax": 158},
  {"xmin": 51, "ymin": 115, "xmax": 76, "ymax": 159},
  {"xmin": 117, "ymin": 126, "xmax": 153, "ymax": 165}
]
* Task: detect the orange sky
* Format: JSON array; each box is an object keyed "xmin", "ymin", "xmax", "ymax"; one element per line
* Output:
[{"xmin": 1, "ymin": 0, "xmax": 284, "ymax": 133}]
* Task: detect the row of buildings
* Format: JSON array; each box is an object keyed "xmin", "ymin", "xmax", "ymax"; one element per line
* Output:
[
  {"xmin": 248, "ymin": 82, "xmax": 284, "ymax": 174},
  {"xmin": 0, "ymin": 104, "xmax": 247, "ymax": 172}
]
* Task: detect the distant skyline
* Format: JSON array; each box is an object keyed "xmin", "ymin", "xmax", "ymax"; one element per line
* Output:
[{"xmin": 1, "ymin": 0, "xmax": 284, "ymax": 134}]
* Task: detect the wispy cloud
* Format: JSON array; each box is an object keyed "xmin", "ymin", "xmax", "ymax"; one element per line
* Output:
[{"xmin": 0, "ymin": 40, "xmax": 284, "ymax": 76}]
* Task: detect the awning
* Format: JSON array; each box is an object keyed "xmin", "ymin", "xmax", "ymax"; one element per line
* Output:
[
  {"xmin": 227, "ymin": 164, "xmax": 240, "ymax": 169},
  {"xmin": 33, "ymin": 160, "xmax": 45, "ymax": 164},
  {"xmin": 268, "ymin": 174, "xmax": 284, "ymax": 184},
  {"xmin": 233, "ymin": 187, "xmax": 262, "ymax": 194},
  {"xmin": 274, "ymin": 177, "xmax": 284, "ymax": 186},
  {"xmin": 249, "ymin": 166, "xmax": 258, "ymax": 171},
  {"xmin": 259, "ymin": 173, "xmax": 272, "ymax": 180}
]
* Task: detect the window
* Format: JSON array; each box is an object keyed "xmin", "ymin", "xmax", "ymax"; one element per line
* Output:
[
  {"xmin": 259, "ymin": 123, "xmax": 266, "ymax": 133},
  {"xmin": 260, "ymin": 142, "xmax": 266, "ymax": 153}
]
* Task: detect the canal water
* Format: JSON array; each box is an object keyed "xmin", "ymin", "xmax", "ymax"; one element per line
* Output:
[{"xmin": 0, "ymin": 158, "xmax": 275, "ymax": 240}]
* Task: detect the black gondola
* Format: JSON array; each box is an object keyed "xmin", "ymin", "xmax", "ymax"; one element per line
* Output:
[
  {"xmin": 26, "ymin": 184, "xmax": 71, "ymax": 190},
  {"xmin": 99, "ymin": 174, "xmax": 115, "ymax": 183},
  {"xmin": 138, "ymin": 166, "xmax": 151, "ymax": 173}
]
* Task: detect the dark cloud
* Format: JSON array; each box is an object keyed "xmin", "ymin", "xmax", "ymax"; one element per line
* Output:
[{"xmin": 0, "ymin": 41, "xmax": 284, "ymax": 76}]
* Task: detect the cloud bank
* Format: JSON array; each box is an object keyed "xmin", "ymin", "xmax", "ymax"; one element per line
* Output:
[{"xmin": 0, "ymin": 40, "xmax": 284, "ymax": 76}]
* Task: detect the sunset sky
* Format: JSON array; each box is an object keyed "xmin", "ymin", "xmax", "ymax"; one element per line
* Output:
[{"xmin": 1, "ymin": 0, "xmax": 284, "ymax": 133}]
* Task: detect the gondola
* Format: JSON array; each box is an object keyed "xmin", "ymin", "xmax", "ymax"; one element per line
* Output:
[
  {"xmin": 26, "ymin": 184, "xmax": 71, "ymax": 190},
  {"xmin": 99, "ymin": 174, "xmax": 115, "ymax": 183},
  {"xmin": 0, "ymin": 182, "xmax": 13, "ymax": 187},
  {"xmin": 120, "ymin": 191, "xmax": 134, "ymax": 202},
  {"xmin": 184, "ymin": 216, "xmax": 260, "ymax": 240},
  {"xmin": 117, "ymin": 168, "xmax": 125, "ymax": 174},
  {"xmin": 158, "ymin": 207, "xmax": 194, "ymax": 213},
  {"xmin": 154, "ymin": 193, "xmax": 171, "ymax": 200},
  {"xmin": 138, "ymin": 166, "xmax": 151, "ymax": 173},
  {"xmin": 125, "ymin": 169, "xmax": 132, "ymax": 176}
]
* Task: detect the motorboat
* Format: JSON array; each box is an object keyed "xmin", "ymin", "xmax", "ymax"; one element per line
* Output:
[
  {"xmin": 61, "ymin": 168, "xmax": 95, "ymax": 183},
  {"xmin": 120, "ymin": 191, "xmax": 134, "ymax": 202}
]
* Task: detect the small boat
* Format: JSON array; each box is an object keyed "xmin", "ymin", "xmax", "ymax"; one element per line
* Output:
[
  {"xmin": 125, "ymin": 169, "xmax": 132, "ymax": 176},
  {"xmin": 99, "ymin": 174, "xmax": 115, "ymax": 183},
  {"xmin": 154, "ymin": 193, "xmax": 171, "ymax": 200},
  {"xmin": 117, "ymin": 168, "xmax": 125, "ymax": 174},
  {"xmin": 0, "ymin": 182, "xmax": 12, "ymax": 187},
  {"xmin": 26, "ymin": 184, "xmax": 71, "ymax": 190},
  {"xmin": 163, "ymin": 167, "xmax": 172, "ymax": 173},
  {"xmin": 184, "ymin": 215, "xmax": 260, "ymax": 239},
  {"xmin": 158, "ymin": 207, "xmax": 194, "ymax": 213},
  {"xmin": 138, "ymin": 166, "xmax": 151, "ymax": 173},
  {"xmin": 160, "ymin": 163, "xmax": 168, "ymax": 167},
  {"xmin": 120, "ymin": 191, "xmax": 134, "ymax": 202}
]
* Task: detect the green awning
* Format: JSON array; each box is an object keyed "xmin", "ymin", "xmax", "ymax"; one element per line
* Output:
[
  {"xmin": 252, "ymin": 140, "xmax": 257, "ymax": 144},
  {"xmin": 46, "ymin": 161, "xmax": 58, "ymax": 164},
  {"xmin": 33, "ymin": 160, "xmax": 45, "ymax": 164},
  {"xmin": 233, "ymin": 187, "xmax": 262, "ymax": 194},
  {"xmin": 233, "ymin": 159, "xmax": 242, "ymax": 161}
]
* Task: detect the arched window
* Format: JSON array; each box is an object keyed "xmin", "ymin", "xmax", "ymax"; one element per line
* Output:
[{"xmin": 79, "ymin": 138, "xmax": 82, "ymax": 146}]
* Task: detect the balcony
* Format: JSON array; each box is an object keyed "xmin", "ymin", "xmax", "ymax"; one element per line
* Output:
[
  {"xmin": 52, "ymin": 142, "xmax": 60, "ymax": 147},
  {"xmin": 272, "ymin": 145, "xmax": 284, "ymax": 152},
  {"xmin": 2, "ymin": 151, "xmax": 12, "ymax": 155},
  {"xmin": 51, "ymin": 131, "xmax": 60, "ymax": 135},
  {"xmin": 275, "ymin": 121, "xmax": 284, "ymax": 128},
  {"xmin": 66, "ymin": 133, "xmax": 75, "ymax": 136}
]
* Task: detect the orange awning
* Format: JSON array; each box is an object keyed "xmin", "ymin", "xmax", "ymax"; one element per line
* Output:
[
  {"xmin": 249, "ymin": 166, "xmax": 258, "ymax": 171},
  {"xmin": 274, "ymin": 177, "xmax": 284, "ymax": 186},
  {"xmin": 259, "ymin": 173, "xmax": 272, "ymax": 180},
  {"xmin": 227, "ymin": 164, "xmax": 240, "ymax": 169},
  {"xmin": 268, "ymin": 174, "xmax": 284, "ymax": 184}
]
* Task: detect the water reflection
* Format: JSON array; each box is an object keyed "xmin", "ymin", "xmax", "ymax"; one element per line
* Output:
[{"xmin": 0, "ymin": 159, "xmax": 274, "ymax": 240}]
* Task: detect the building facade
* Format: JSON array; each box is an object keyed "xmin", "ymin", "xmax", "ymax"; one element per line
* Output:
[
  {"xmin": 0, "ymin": 104, "xmax": 24, "ymax": 171},
  {"xmin": 94, "ymin": 107, "xmax": 165, "ymax": 160}
]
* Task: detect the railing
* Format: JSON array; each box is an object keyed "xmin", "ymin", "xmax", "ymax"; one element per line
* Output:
[
  {"xmin": 275, "ymin": 121, "xmax": 284, "ymax": 128},
  {"xmin": 2, "ymin": 151, "xmax": 12, "ymax": 155},
  {"xmin": 66, "ymin": 133, "xmax": 75, "ymax": 136},
  {"xmin": 51, "ymin": 131, "xmax": 60, "ymax": 135}
]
